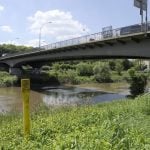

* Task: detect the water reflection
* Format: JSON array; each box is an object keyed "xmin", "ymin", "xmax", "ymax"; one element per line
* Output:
[
  {"xmin": 41, "ymin": 87, "xmax": 126, "ymax": 107},
  {"xmin": 0, "ymin": 85, "xmax": 127, "ymax": 113}
]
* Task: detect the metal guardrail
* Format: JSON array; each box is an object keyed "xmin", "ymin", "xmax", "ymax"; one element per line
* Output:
[
  {"xmin": 1, "ymin": 22, "xmax": 150, "ymax": 59},
  {"xmin": 40, "ymin": 22, "xmax": 150, "ymax": 51}
]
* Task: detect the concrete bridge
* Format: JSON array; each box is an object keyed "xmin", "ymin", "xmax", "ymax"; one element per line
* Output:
[{"xmin": 0, "ymin": 23, "xmax": 150, "ymax": 75}]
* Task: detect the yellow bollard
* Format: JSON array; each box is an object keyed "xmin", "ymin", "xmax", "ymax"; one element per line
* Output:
[{"xmin": 21, "ymin": 79, "xmax": 30, "ymax": 137}]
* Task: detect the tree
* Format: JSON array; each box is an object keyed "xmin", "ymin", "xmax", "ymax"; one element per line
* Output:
[
  {"xmin": 0, "ymin": 44, "xmax": 33, "ymax": 56},
  {"xmin": 109, "ymin": 60, "xmax": 116, "ymax": 70},
  {"xmin": 127, "ymin": 68, "xmax": 147, "ymax": 97},
  {"xmin": 77, "ymin": 62, "xmax": 93, "ymax": 76},
  {"xmin": 93, "ymin": 63, "xmax": 112, "ymax": 83},
  {"xmin": 122, "ymin": 59, "xmax": 133, "ymax": 70},
  {"xmin": 115, "ymin": 62, "xmax": 123, "ymax": 75}
]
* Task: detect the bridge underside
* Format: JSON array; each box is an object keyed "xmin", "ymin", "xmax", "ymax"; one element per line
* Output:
[{"xmin": 1, "ymin": 33, "xmax": 150, "ymax": 67}]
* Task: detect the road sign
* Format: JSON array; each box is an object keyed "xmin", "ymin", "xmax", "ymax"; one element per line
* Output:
[
  {"xmin": 134, "ymin": 0, "xmax": 147, "ymax": 11},
  {"xmin": 102, "ymin": 26, "xmax": 113, "ymax": 38}
]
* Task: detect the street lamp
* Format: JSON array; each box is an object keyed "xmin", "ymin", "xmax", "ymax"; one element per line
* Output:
[{"xmin": 39, "ymin": 22, "xmax": 52, "ymax": 49}]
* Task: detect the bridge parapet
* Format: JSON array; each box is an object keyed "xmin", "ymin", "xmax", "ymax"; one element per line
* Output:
[
  {"xmin": 0, "ymin": 22, "xmax": 150, "ymax": 60},
  {"xmin": 40, "ymin": 22, "xmax": 150, "ymax": 50}
]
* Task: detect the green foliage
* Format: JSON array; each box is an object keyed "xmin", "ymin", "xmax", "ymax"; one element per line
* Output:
[
  {"xmin": 128, "ymin": 68, "xmax": 135, "ymax": 77},
  {"xmin": 93, "ymin": 63, "xmax": 112, "ymax": 83},
  {"xmin": 52, "ymin": 63, "xmax": 60, "ymax": 71},
  {"xmin": 133, "ymin": 60, "xmax": 147, "ymax": 71},
  {"xmin": 0, "ymin": 44, "xmax": 33, "ymax": 56},
  {"xmin": 122, "ymin": 59, "xmax": 133, "ymax": 70},
  {"xmin": 52, "ymin": 63, "xmax": 75, "ymax": 72},
  {"xmin": 0, "ymin": 71, "xmax": 17, "ymax": 87},
  {"xmin": 115, "ymin": 61, "xmax": 123, "ymax": 75},
  {"xmin": 109, "ymin": 60, "xmax": 116, "ymax": 70},
  {"xmin": 57, "ymin": 70, "xmax": 80, "ymax": 84},
  {"xmin": 77, "ymin": 62, "xmax": 93, "ymax": 76},
  {"xmin": 127, "ymin": 69, "xmax": 148, "ymax": 97},
  {"xmin": 0, "ymin": 94, "xmax": 150, "ymax": 149}
]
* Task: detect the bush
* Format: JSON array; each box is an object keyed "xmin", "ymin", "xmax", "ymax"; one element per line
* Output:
[
  {"xmin": 93, "ymin": 63, "xmax": 112, "ymax": 83},
  {"xmin": 0, "ymin": 71, "xmax": 17, "ymax": 87},
  {"xmin": 77, "ymin": 62, "xmax": 93, "ymax": 76},
  {"xmin": 127, "ymin": 69, "xmax": 147, "ymax": 97},
  {"xmin": 109, "ymin": 60, "xmax": 116, "ymax": 70},
  {"xmin": 115, "ymin": 61, "xmax": 123, "ymax": 75},
  {"xmin": 122, "ymin": 59, "xmax": 133, "ymax": 70},
  {"xmin": 57, "ymin": 70, "xmax": 80, "ymax": 84}
]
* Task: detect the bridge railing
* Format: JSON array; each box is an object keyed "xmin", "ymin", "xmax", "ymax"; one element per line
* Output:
[
  {"xmin": 1, "ymin": 22, "xmax": 150, "ymax": 59},
  {"xmin": 40, "ymin": 22, "xmax": 150, "ymax": 51}
]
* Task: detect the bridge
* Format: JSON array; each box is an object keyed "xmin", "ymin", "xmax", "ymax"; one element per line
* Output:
[{"xmin": 0, "ymin": 23, "xmax": 150, "ymax": 75}]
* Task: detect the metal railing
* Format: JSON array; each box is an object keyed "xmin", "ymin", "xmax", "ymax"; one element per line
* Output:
[
  {"xmin": 1, "ymin": 22, "xmax": 150, "ymax": 59},
  {"xmin": 40, "ymin": 22, "xmax": 150, "ymax": 50}
]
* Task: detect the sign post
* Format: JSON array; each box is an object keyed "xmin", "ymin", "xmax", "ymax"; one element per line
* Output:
[
  {"xmin": 21, "ymin": 79, "xmax": 30, "ymax": 137},
  {"xmin": 134, "ymin": 0, "xmax": 148, "ymax": 32}
]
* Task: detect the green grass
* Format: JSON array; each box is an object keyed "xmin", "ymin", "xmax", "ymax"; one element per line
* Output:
[{"xmin": 0, "ymin": 94, "xmax": 150, "ymax": 149}]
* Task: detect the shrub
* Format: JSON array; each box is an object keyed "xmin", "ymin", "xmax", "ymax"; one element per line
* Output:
[
  {"xmin": 57, "ymin": 70, "xmax": 80, "ymax": 84},
  {"xmin": 93, "ymin": 63, "xmax": 112, "ymax": 83},
  {"xmin": 127, "ymin": 69, "xmax": 147, "ymax": 97},
  {"xmin": 122, "ymin": 59, "xmax": 133, "ymax": 70},
  {"xmin": 115, "ymin": 61, "xmax": 123, "ymax": 75},
  {"xmin": 77, "ymin": 62, "xmax": 93, "ymax": 76},
  {"xmin": 109, "ymin": 60, "xmax": 116, "ymax": 70},
  {"xmin": 0, "ymin": 71, "xmax": 17, "ymax": 87}
]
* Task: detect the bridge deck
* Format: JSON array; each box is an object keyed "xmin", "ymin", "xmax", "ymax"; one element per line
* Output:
[{"xmin": 0, "ymin": 23, "xmax": 150, "ymax": 61}]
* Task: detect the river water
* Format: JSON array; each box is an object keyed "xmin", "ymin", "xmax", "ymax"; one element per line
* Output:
[{"xmin": 0, "ymin": 83, "xmax": 130, "ymax": 114}]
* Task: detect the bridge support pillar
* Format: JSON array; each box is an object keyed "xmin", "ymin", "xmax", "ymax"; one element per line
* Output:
[{"xmin": 9, "ymin": 67, "xmax": 22, "ymax": 76}]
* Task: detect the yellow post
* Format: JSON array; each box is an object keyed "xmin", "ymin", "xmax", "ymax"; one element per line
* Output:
[{"xmin": 21, "ymin": 79, "xmax": 30, "ymax": 137}]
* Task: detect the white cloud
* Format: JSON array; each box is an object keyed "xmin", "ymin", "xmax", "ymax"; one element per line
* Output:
[
  {"xmin": 24, "ymin": 39, "xmax": 39, "ymax": 47},
  {"xmin": 0, "ymin": 5, "xmax": 4, "ymax": 11},
  {"xmin": 27, "ymin": 10, "xmax": 89, "ymax": 41},
  {"xmin": 24, "ymin": 39, "xmax": 48, "ymax": 47},
  {"xmin": 0, "ymin": 40, "xmax": 20, "ymax": 45},
  {"xmin": 0, "ymin": 26, "xmax": 13, "ymax": 33}
]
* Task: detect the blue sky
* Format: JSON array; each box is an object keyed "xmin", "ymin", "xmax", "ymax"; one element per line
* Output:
[{"xmin": 0, "ymin": 0, "xmax": 150, "ymax": 47}]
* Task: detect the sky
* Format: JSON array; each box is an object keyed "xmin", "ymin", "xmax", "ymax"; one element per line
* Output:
[{"xmin": 0, "ymin": 0, "xmax": 150, "ymax": 47}]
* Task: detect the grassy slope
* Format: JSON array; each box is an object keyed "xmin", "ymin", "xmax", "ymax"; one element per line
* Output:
[{"xmin": 0, "ymin": 94, "xmax": 150, "ymax": 150}]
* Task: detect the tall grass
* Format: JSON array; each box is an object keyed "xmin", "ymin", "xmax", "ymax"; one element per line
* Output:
[{"xmin": 0, "ymin": 94, "xmax": 150, "ymax": 149}]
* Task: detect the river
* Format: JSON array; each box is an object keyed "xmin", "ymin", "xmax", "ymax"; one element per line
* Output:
[{"xmin": 0, "ymin": 82, "xmax": 131, "ymax": 114}]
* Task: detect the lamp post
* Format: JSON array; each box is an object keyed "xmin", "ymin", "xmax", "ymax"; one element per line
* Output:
[
  {"xmin": 134, "ymin": 0, "xmax": 148, "ymax": 32},
  {"xmin": 39, "ymin": 22, "xmax": 52, "ymax": 49}
]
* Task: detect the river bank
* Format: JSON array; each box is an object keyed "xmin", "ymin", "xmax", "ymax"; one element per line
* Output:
[{"xmin": 0, "ymin": 94, "xmax": 149, "ymax": 149}]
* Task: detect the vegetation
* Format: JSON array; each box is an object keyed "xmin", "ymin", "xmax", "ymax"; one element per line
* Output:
[
  {"xmin": 0, "ymin": 94, "xmax": 150, "ymax": 149},
  {"xmin": 77, "ymin": 62, "xmax": 93, "ymax": 76},
  {"xmin": 0, "ymin": 71, "xmax": 17, "ymax": 87},
  {"xmin": 93, "ymin": 62, "xmax": 112, "ymax": 83},
  {"xmin": 0, "ymin": 44, "xmax": 33, "ymax": 56},
  {"xmin": 115, "ymin": 61, "xmax": 123, "ymax": 75},
  {"xmin": 34, "ymin": 59, "xmax": 148, "ymax": 85},
  {"xmin": 127, "ymin": 68, "xmax": 148, "ymax": 97}
]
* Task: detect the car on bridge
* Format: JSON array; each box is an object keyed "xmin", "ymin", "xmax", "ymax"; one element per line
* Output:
[{"xmin": 120, "ymin": 23, "xmax": 150, "ymax": 35}]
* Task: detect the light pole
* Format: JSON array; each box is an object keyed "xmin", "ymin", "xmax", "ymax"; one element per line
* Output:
[
  {"xmin": 134, "ymin": 0, "xmax": 148, "ymax": 32},
  {"xmin": 39, "ymin": 22, "xmax": 52, "ymax": 49}
]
